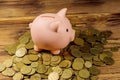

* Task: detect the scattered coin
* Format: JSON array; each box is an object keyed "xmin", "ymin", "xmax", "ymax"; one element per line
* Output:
[
  {"xmin": 82, "ymin": 53, "xmax": 93, "ymax": 61},
  {"xmin": 103, "ymin": 51, "xmax": 112, "ymax": 57},
  {"xmin": 63, "ymin": 51, "xmax": 74, "ymax": 61},
  {"xmin": 3, "ymin": 59, "xmax": 13, "ymax": 68},
  {"xmin": 59, "ymin": 60, "xmax": 71, "ymax": 68},
  {"xmin": 89, "ymin": 66, "xmax": 100, "ymax": 75},
  {"xmin": 90, "ymin": 48, "xmax": 101, "ymax": 55},
  {"xmin": 48, "ymin": 72, "xmax": 59, "ymax": 80},
  {"xmin": 30, "ymin": 62, "xmax": 39, "ymax": 68},
  {"xmin": 37, "ymin": 64, "xmax": 47, "ymax": 74},
  {"xmin": 20, "ymin": 66, "xmax": 32, "ymax": 75},
  {"xmin": 2, "ymin": 68, "xmax": 15, "ymax": 77},
  {"xmin": 93, "ymin": 61, "xmax": 104, "ymax": 66},
  {"xmin": 50, "ymin": 56, "xmax": 62, "ymax": 66},
  {"xmin": 91, "ymin": 76, "xmax": 98, "ymax": 80},
  {"xmin": 103, "ymin": 57, "xmax": 114, "ymax": 65},
  {"xmin": 28, "ymin": 68, "xmax": 36, "ymax": 75},
  {"xmin": 72, "ymin": 58, "xmax": 84, "ymax": 70},
  {"xmin": 0, "ymin": 64, "xmax": 6, "ymax": 72},
  {"xmin": 42, "ymin": 53, "xmax": 51, "ymax": 65},
  {"xmin": 17, "ymin": 44, "xmax": 26, "ymax": 49},
  {"xmin": 79, "ymin": 69, "xmax": 90, "ymax": 78},
  {"xmin": 30, "ymin": 73, "xmax": 41, "ymax": 80},
  {"xmin": 71, "ymin": 48, "xmax": 82, "ymax": 58},
  {"xmin": 16, "ymin": 61, "xmax": 25, "ymax": 70},
  {"xmin": 25, "ymin": 40, "xmax": 34, "ymax": 49},
  {"xmin": 28, "ymin": 54, "xmax": 39, "ymax": 62},
  {"xmin": 21, "ymin": 56, "xmax": 31, "ymax": 64},
  {"xmin": 45, "ymin": 67, "xmax": 53, "ymax": 75},
  {"xmin": 85, "ymin": 61, "xmax": 92, "ymax": 68},
  {"xmin": 52, "ymin": 66, "xmax": 62, "ymax": 75},
  {"xmin": 74, "ymin": 38, "xmax": 84, "ymax": 46},
  {"xmin": 99, "ymin": 53, "xmax": 107, "ymax": 61},
  {"xmin": 4, "ymin": 42, "xmax": 19, "ymax": 55},
  {"xmin": 61, "ymin": 68, "xmax": 73, "ymax": 79},
  {"xmin": 15, "ymin": 47, "xmax": 27, "ymax": 57},
  {"xmin": 13, "ymin": 72, "xmax": 24, "ymax": 80}
]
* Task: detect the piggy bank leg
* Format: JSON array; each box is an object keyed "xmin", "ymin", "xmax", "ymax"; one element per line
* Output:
[
  {"xmin": 51, "ymin": 50, "xmax": 60, "ymax": 54},
  {"xmin": 34, "ymin": 45, "xmax": 42, "ymax": 51}
]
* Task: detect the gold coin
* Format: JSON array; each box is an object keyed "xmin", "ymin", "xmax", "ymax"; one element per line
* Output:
[
  {"xmin": 72, "ymin": 58, "xmax": 84, "ymax": 70},
  {"xmin": 48, "ymin": 72, "xmax": 59, "ymax": 80},
  {"xmin": 63, "ymin": 51, "xmax": 74, "ymax": 61},
  {"xmin": 42, "ymin": 53, "xmax": 51, "ymax": 65},
  {"xmin": 13, "ymin": 72, "xmax": 23, "ymax": 80},
  {"xmin": 91, "ymin": 76, "xmax": 98, "ymax": 80},
  {"xmin": 12, "ymin": 56, "xmax": 22, "ymax": 63},
  {"xmin": 28, "ymin": 49, "xmax": 38, "ymax": 54},
  {"xmin": 28, "ymin": 54, "xmax": 39, "ymax": 62},
  {"xmin": 21, "ymin": 56, "xmax": 31, "ymax": 64},
  {"xmin": 20, "ymin": 66, "xmax": 32, "ymax": 75},
  {"xmin": 79, "ymin": 69, "xmax": 90, "ymax": 78},
  {"xmin": 4, "ymin": 43, "xmax": 18, "ymax": 55},
  {"xmin": 2, "ymin": 68, "xmax": 15, "ymax": 77},
  {"xmin": 16, "ymin": 62, "xmax": 25, "ymax": 70},
  {"xmin": 99, "ymin": 53, "xmax": 107, "ymax": 61},
  {"xmin": 28, "ymin": 68, "xmax": 36, "ymax": 75},
  {"xmin": 17, "ymin": 44, "xmax": 25, "ymax": 49},
  {"xmin": 0, "ymin": 64, "xmax": 6, "ymax": 72},
  {"xmin": 37, "ymin": 64, "xmax": 47, "ymax": 74},
  {"xmin": 42, "ymin": 53, "xmax": 52, "ymax": 62},
  {"xmin": 52, "ymin": 66, "xmax": 62, "ymax": 75},
  {"xmin": 61, "ymin": 68, "xmax": 73, "ymax": 79},
  {"xmin": 51, "ymin": 56, "xmax": 62, "ymax": 66},
  {"xmin": 19, "ymin": 31, "xmax": 31, "ymax": 44},
  {"xmin": 40, "ymin": 74, "xmax": 48, "ymax": 79},
  {"xmin": 89, "ymin": 66, "xmax": 100, "ymax": 75},
  {"xmin": 59, "ymin": 60, "xmax": 71, "ymax": 68},
  {"xmin": 31, "ymin": 62, "xmax": 39, "ymax": 68},
  {"xmin": 74, "ymin": 38, "xmax": 84, "ymax": 46},
  {"xmin": 15, "ymin": 47, "xmax": 27, "ymax": 57},
  {"xmin": 30, "ymin": 74, "xmax": 41, "ymax": 80},
  {"xmin": 85, "ymin": 61, "xmax": 92, "ymax": 68},
  {"xmin": 51, "ymin": 56, "xmax": 59, "ymax": 62},
  {"xmin": 12, "ymin": 64, "xmax": 19, "ymax": 72},
  {"xmin": 25, "ymin": 40, "xmax": 34, "ymax": 49},
  {"xmin": 3, "ymin": 59, "xmax": 13, "ymax": 68},
  {"xmin": 45, "ymin": 67, "xmax": 53, "ymax": 75}
]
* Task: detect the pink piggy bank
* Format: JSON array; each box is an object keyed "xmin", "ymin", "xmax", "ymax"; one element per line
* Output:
[{"xmin": 29, "ymin": 8, "xmax": 75, "ymax": 54}]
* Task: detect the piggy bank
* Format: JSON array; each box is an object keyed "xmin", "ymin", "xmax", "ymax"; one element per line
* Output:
[{"xmin": 29, "ymin": 8, "xmax": 75, "ymax": 54}]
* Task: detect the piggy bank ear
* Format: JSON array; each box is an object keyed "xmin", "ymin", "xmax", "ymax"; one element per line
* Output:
[
  {"xmin": 57, "ymin": 8, "xmax": 67, "ymax": 17},
  {"xmin": 50, "ymin": 21, "xmax": 60, "ymax": 33}
]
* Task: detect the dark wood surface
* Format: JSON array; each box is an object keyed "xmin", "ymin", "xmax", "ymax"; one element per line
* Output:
[{"xmin": 0, "ymin": 0, "xmax": 120, "ymax": 80}]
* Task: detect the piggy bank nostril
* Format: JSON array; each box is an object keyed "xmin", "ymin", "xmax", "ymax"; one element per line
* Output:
[{"xmin": 66, "ymin": 29, "xmax": 69, "ymax": 32}]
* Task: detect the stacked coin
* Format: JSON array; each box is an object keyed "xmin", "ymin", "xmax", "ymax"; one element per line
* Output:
[{"xmin": 0, "ymin": 27, "xmax": 118, "ymax": 80}]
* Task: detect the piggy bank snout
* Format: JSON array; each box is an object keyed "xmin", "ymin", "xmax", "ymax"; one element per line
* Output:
[{"xmin": 70, "ymin": 29, "xmax": 75, "ymax": 41}]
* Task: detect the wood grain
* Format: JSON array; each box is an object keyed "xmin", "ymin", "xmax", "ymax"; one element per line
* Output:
[
  {"xmin": 0, "ymin": 0, "xmax": 120, "ymax": 80},
  {"xmin": 0, "ymin": 0, "xmax": 120, "ymax": 19}
]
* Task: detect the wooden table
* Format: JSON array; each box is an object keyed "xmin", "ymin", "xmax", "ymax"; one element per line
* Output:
[{"xmin": 0, "ymin": 0, "xmax": 120, "ymax": 80}]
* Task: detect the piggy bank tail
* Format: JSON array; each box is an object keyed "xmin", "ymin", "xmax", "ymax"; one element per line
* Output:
[{"xmin": 29, "ymin": 23, "xmax": 32, "ymax": 28}]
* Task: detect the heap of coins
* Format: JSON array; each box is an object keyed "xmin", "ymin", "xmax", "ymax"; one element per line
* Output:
[{"xmin": 0, "ymin": 27, "xmax": 118, "ymax": 80}]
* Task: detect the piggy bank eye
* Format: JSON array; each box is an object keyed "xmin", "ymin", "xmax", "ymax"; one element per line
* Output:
[{"xmin": 66, "ymin": 29, "xmax": 69, "ymax": 32}]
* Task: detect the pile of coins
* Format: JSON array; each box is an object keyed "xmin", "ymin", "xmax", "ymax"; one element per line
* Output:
[{"xmin": 0, "ymin": 27, "xmax": 118, "ymax": 80}]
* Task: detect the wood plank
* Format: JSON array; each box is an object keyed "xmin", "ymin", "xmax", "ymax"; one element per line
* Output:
[{"xmin": 0, "ymin": 1, "xmax": 119, "ymax": 19}]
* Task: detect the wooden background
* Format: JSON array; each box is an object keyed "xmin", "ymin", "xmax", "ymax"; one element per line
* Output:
[{"xmin": 0, "ymin": 0, "xmax": 120, "ymax": 80}]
